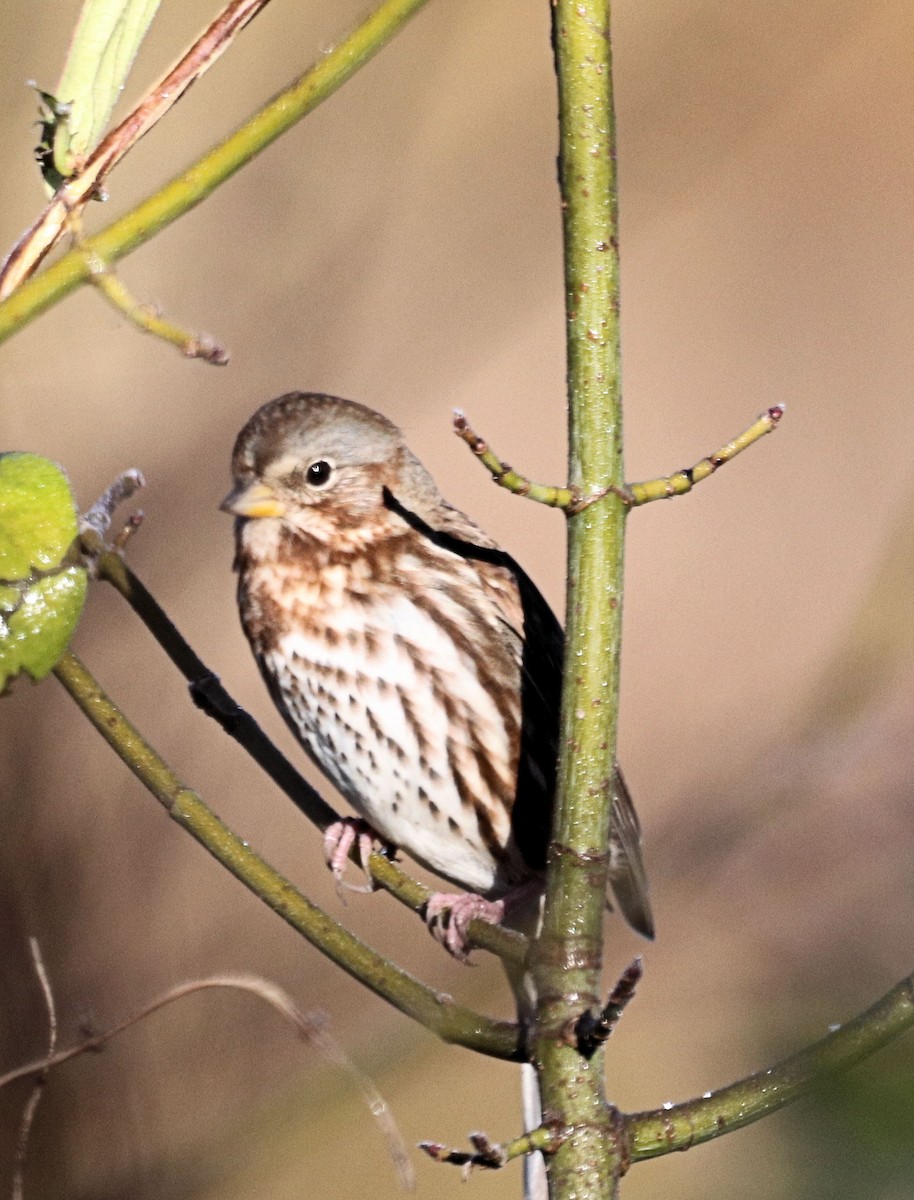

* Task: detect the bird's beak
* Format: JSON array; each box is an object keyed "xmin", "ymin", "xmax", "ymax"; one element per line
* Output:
[{"xmin": 219, "ymin": 482, "xmax": 286, "ymax": 519}]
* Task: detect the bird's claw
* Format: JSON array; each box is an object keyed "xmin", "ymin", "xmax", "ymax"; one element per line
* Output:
[
  {"xmin": 323, "ymin": 818, "xmax": 386, "ymax": 895},
  {"xmin": 425, "ymin": 892, "xmax": 506, "ymax": 962}
]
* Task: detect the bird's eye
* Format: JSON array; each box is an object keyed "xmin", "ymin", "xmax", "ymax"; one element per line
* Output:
[{"xmin": 306, "ymin": 460, "xmax": 333, "ymax": 487}]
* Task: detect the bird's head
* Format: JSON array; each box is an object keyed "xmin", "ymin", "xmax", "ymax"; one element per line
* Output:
[{"xmin": 222, "ymin": 392, "xmax": 438, "ymax": 550}]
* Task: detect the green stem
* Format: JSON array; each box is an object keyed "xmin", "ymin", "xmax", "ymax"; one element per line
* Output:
[
  {"xmin": 534, "ymin": 0, "xmax": 627, "ymax": 1196},
  {"xmin": 626, "ymin": 971, "xmax": 914, "ymax": 1158},
  {"xmin": 53, "ymin": 650, "xmax": 521, "ymax": 1061},
  {"xmin": 0, "ymin": 0, "xmax": 431, "ymax": 343}
]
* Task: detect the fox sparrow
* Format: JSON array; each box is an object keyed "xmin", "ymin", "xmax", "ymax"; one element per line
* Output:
[{"xmin": 222, "ymin": 393, "xmax": 652, "ymax": 956}]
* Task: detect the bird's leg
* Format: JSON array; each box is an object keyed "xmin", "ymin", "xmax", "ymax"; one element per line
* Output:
[
  {"xmin": 323, "ymin": 817, "xmax": 392, "ymax": 895},
  {"xmin": 425, "ymin": 879, "xmax": 543, "ymax": 962},
  {"xmin": 425, "ymin": 894, "xmax": 506, "ymax": 962}
]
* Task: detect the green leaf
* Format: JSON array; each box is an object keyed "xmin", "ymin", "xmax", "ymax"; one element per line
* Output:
[
  {"xmin": 0, "ymin": 454, "xmax": 87, "ymax": 692},
  {"xmin": 52, "ymin": 0, "xmax": 161, "ymax": 177}
]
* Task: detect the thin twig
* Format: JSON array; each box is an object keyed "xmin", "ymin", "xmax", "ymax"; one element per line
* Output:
[
  {"xmin": 453, "ymin": 410, "xmax": 580, "ymax": 510},
  {"xmin": 420, "ymin": 1124, "xmax": 561, "ymax": 1177},
  {"xmin": 80, "ymin": 232, "xmax": 229, "ymax": 363},
  {"xmin": 623, "ymin": 405, "xmax": 785, "ymax": 506},
  {"xmin": 0, "ymin": 0, "xmax": 275, "ymax": 299},
  {"xmin": 79, "ymin": 469, "xmax": 145, "ymax": 543},
  {"xmin": 12, "ymin": 939, "xmax": 58, "ymax": 1200},
  {"xmin": 0, "ymin": 974, "xmax": 415, "ymax": 1190}
]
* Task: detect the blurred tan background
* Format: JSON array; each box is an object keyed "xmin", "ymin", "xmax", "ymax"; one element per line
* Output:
[{"xmin": 3, "ymin": 1, "xmax": 914, "ymax": 1196}]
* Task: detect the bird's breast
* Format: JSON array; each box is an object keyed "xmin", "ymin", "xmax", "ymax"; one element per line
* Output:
[{"xmin": 240, "ymin": 549, "xmax": 528, "ymax": 896}]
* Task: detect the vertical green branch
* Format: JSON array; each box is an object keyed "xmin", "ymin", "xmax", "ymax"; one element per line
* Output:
[{"xmin": 535, "ymin": 0, "xmax": 626, "ymax": 1196}]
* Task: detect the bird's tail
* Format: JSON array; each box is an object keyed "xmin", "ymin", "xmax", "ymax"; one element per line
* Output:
[{"xmin": 502, "ymin": 891, "xmax": 549, "ymax": 1200}]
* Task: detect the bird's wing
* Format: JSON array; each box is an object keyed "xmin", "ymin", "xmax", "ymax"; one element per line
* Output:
[
  {"xmin": 383, "ymin": 489, "xmax": 559, "ymax": 869},
  {"xmin": 384, "ymin": 488, "xmax": 653, "ymax": 938},
  {"xmin": 608, "ymin": 765, "xmax": 654, "ymax": 939}
]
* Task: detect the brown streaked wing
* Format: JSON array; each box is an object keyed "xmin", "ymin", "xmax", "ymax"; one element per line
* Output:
[{"xmin": 382, "ymin": 487, "xmax": 562, "ymax": 875}]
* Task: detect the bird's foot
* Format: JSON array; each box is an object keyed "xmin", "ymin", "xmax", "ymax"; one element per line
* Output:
[
  {"xmin": 424, "ymin": 892, "xmax": 507, "ymax": 962},
  {"xmin": 323, "ymin": 818, "xmax": 390, "ymax": 895}
]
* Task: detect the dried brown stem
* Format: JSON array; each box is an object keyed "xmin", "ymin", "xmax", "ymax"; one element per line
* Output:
[
  {"xmin": 1, "ymin": 973, "xmax": 415, "ymax": 1189},
  {"xmin": 574, "ymin": 957, "xmax": 643, "ymax": 1054},
  {"xmin": 13, "ymin": 939, "xmax": 57, "ymax": 1200}
]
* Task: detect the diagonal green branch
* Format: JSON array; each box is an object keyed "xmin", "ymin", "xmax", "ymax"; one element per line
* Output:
[
  {"xmin": 624, "ymin": 405, "xmax": 784, "ymax": 506},
  {"xmin": 625, "ymin": 971, "xmax": 914, "ymax": 1159},
  {"xmin": 53, "ymin": 649, "xmax": 522, "ymax": 1061},
  {"xmin": 0, "ymin": 0, "xmax": 431, "ymax": 343},
  {"xmin": 79, "ymin": 524, "xmax": 526, "ymax": 966}
]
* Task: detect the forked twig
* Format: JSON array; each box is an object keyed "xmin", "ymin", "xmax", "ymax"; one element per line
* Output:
[{"xmin": 454, "ymin": 405, "xmax": 785, "ymax": 513}]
